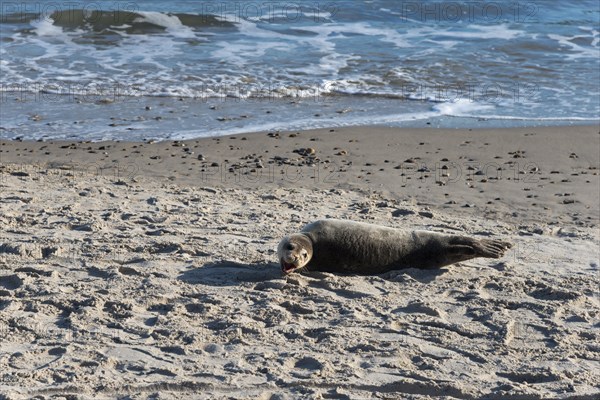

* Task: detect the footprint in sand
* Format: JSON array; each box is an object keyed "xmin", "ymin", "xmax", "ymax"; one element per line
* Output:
[{"xmin": 8, "ymin": 347, "xmax": 67, "ymax": 370}]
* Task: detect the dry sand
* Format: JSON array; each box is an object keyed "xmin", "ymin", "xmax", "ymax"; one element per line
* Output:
[{"xmin": 0, "ymin": 125, "xmax": 599, "ymax": 399}]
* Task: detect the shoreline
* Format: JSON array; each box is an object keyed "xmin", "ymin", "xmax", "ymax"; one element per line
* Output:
[{"xmin": 2, "ymin": 90, "xmax": 598, "ymax": 142}]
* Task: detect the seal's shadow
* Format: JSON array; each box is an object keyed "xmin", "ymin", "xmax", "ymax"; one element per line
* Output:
[
  {"xmin": 178, "ymin": 260, "xmax": 450, "ymax": 287},
  {"xmin": 178, "ymin": 260, "xmax": 282, "ymax": 286}
]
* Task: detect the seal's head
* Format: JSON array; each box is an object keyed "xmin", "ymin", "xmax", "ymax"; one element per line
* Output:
[{"xmin": 277, "ymin": 234, "xmax": 313, "ymax": 274}]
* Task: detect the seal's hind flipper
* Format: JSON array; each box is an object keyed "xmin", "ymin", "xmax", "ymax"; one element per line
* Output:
[
  {"xmin": 474, "ymin": 239, "xmax": 512, "ymax": 259},
  {"xmin": 447, "ymin": 236, "xmax": 511, "ymax": 262},
  {"xmin": 447, "ymin": 245, "xmax": 477, "ymax": 256}
]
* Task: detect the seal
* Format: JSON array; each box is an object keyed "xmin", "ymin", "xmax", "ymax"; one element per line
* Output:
[{"xmin": 278, "ymin": 219, "xmax": 511, "ymax": 275}]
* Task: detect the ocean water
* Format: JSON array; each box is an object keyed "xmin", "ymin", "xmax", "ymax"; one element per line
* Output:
[{"xmin": 0, "ymin": 0, "xmax": 598, "ymax": 140}]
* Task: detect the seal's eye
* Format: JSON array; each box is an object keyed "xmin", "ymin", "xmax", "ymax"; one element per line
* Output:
[
  {"xmin": 302, "ymin": 251, "xmax": 308, "ymax": 258},
  {"xmin": 286, "ymin": 243, "xmax": 295, "ymax": 251}
]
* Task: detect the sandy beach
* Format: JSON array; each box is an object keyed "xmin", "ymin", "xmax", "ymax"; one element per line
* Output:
[{"xmin": 1, "ymin": 125, "xmax": 599, "ymax": 399}]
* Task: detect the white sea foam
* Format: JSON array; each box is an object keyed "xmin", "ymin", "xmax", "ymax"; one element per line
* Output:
[
  {"xmin": 300, "ymin": 22, "xmax": 413, "ymax": 48},
  {"xmin": 133, "ymin": 11, "xmax": 195, "ymax": 38},
  {"xmin": 212, "ymin": 40, "xmax": 291, "ymax": 66},
  {"xmin": 438, "ymin": 24, "xmax": 524, "ymax": 40},
  {"xmin": 433, "ymin": 99, "xmax": 495, "ymax": 116},
  {"xmin": 548, "ymin": 32, "xmax": 600, "ymax": 60},
  {"xmin": 31, "ymin": 18, "xmax": 64, "ymax": 36},
  {"xmin": 211, "ymin": 17, "xmax": 298, "ymax": 67}
]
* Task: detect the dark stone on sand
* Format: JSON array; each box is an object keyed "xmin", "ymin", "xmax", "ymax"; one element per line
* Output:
[
  {"xmin": 10, "ymin": 171, "xmax": 29, "ymax": 177},
  {"xmin": 392, "ymin": 209, "xmax": 416, "ymax": 217}
]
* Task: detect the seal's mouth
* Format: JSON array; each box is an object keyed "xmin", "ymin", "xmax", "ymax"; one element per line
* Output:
[{"xmin": 281, "ymin": 259, "xmax": 298, "ymax": 274}]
